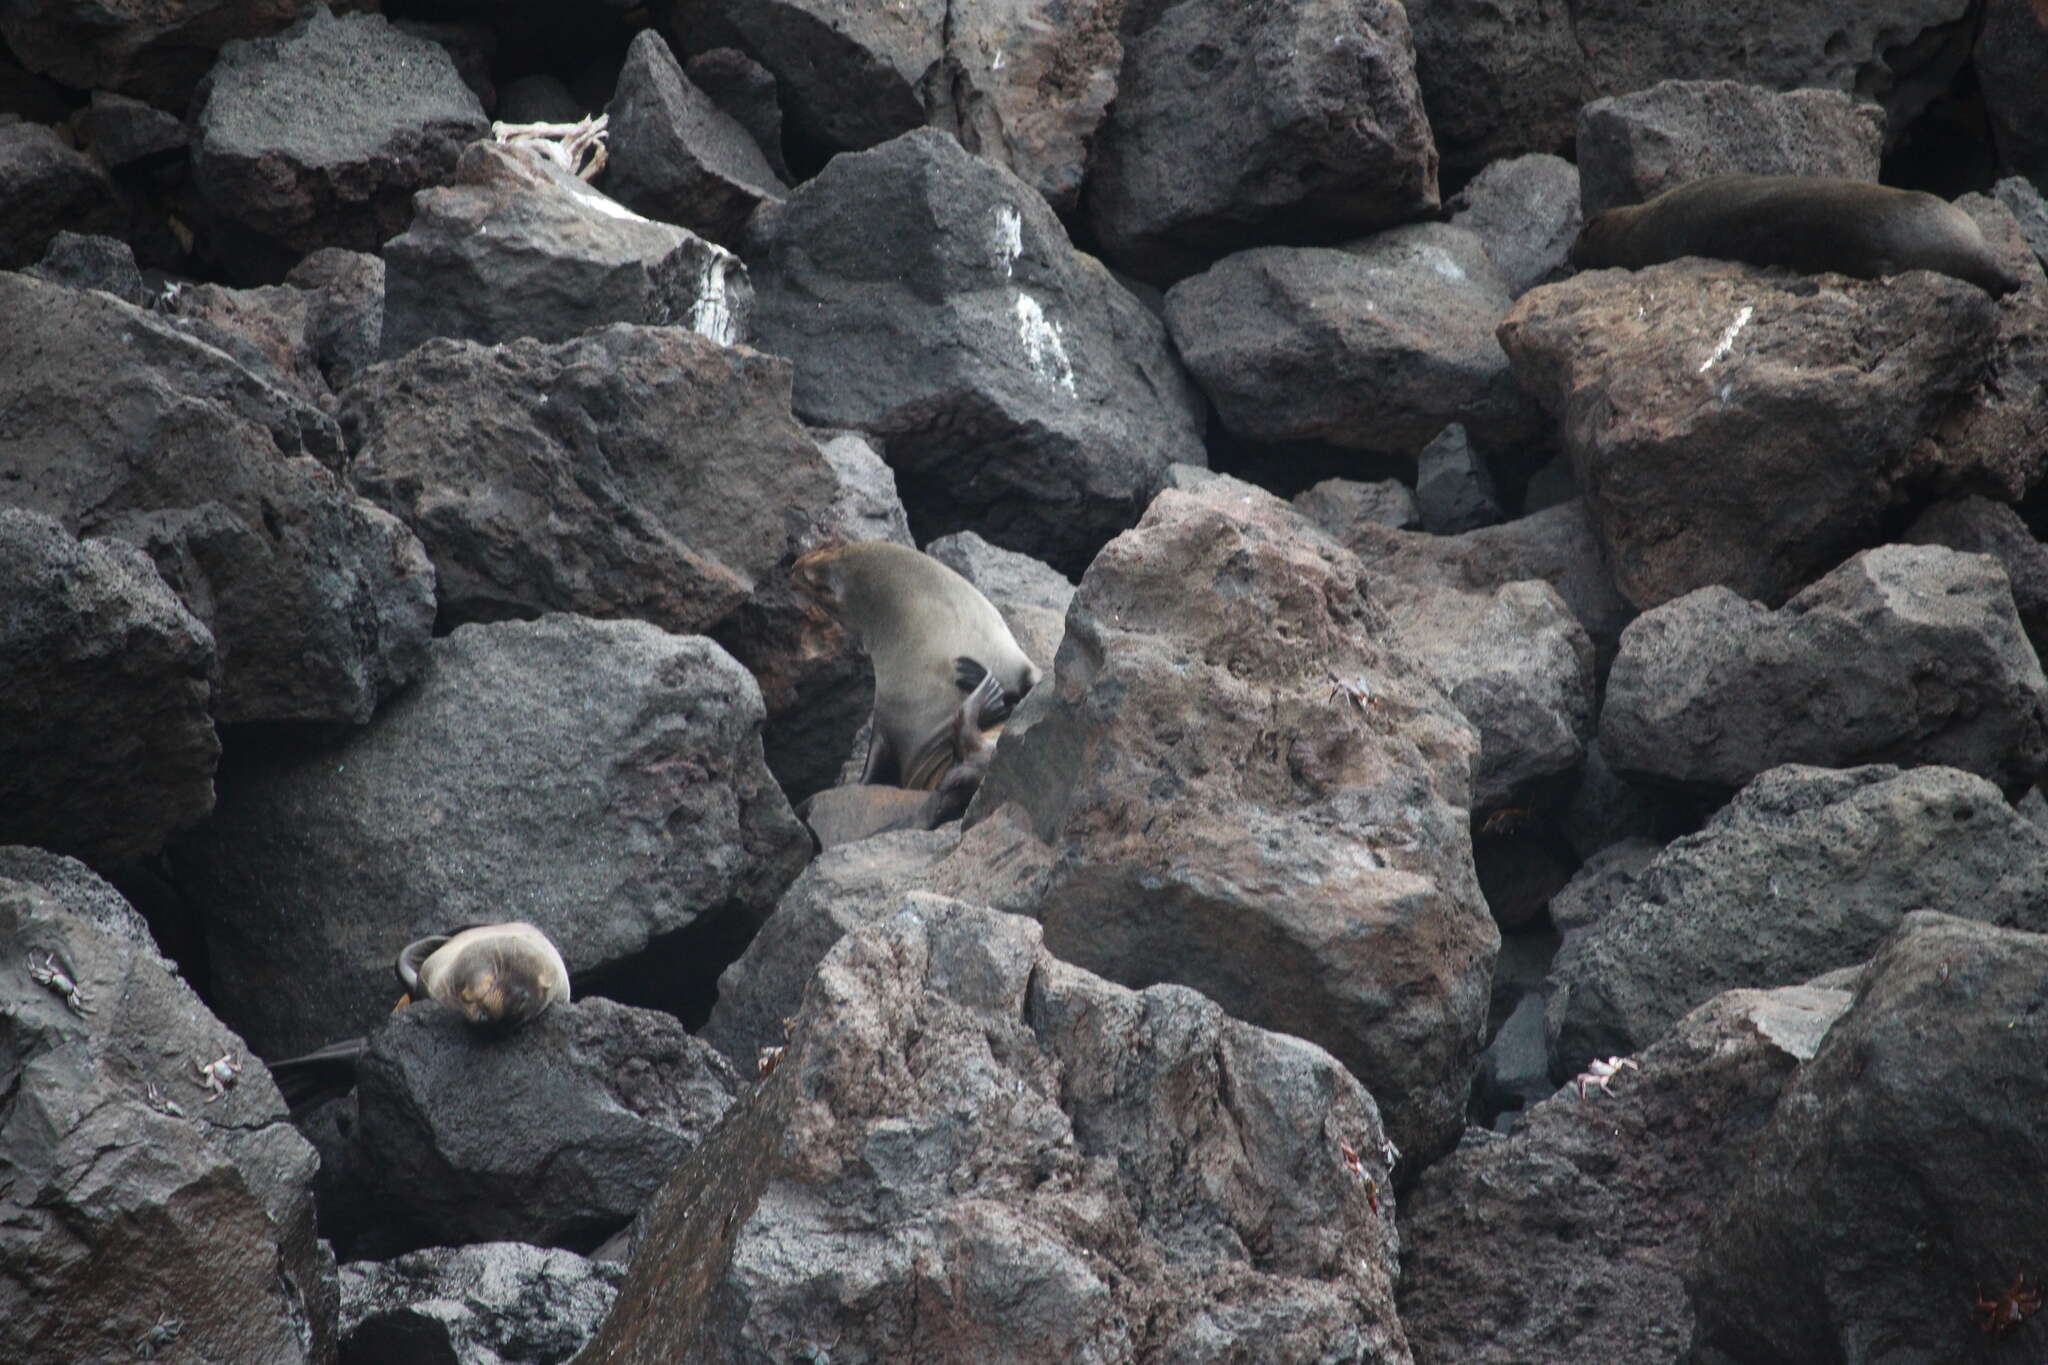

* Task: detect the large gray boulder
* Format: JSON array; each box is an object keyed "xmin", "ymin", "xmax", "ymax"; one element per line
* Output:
[
  {"xmin": 189, "ymin": 8, "xmax": 487, "ymax": 279},
  {"xmin": 381, "ymin": 140, "xmax": 750, "ymax": 361},
  {"xmin": 1688, "ymin": 913, "xmax": 2048, "ymax": 1363},
  {"xmin": 1402, "ymin": 983, "xmax": 1851, "ymax": 1365},
  {"xmin": 976, "ymin": 477, "xmax": 1497, "ymax": 1166},
  {"xmin": 169, "ymin": 616, "xmax": 810, "ymax": 1057},
  {"xmin": 1084, "ymin": 0, "xmax": 1439, "ymax": 285},
  {"xmin": 0, "ymin": 121, "xmax": 124, "ymax": 269},
  {"xmin": 1601, "ymin": 545, "xmax": 2048, "ymax": 796},
  {"xmin": 0, "ymin": 849, "xmax": 336, "ymax": 1365},
  {"xmin": 319, "ymin": 998, "xmax": 741, "ymax": 1259},
  {"xmin": 1500, "ymin": 260, "xmax": 2002, "ymax": 611},
  {"xmin": 0, "ymin": 271, "xmax": 435, "ymax": 727},
  {"xmin": 0, "ymin": 509, "xmax": 218, "ymax": 863},
  {"xmin": 1446, "ymin": 153, "xmax": 1582, "ymax": 298},
  {"xmin": 581, "ymin": 901, "xmax": 1413, "ymax": 1364},
  {"xmin": 744, "ymin": 127, "xmax": 1207, "ymax": 577},
  {"xmin": 1546, "ymin": 764, "xmax": 2048, "ymax": 1077},
  {"xmin": 340, "ymin": 1243, "xmax": 620, "ymax": 1365}
]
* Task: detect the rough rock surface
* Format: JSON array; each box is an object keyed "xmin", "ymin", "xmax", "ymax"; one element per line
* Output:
[
  {"xmin": 1401, "ymin": 983, "xmax": 1852, "ymax": 1365},
  {"xmin": 340, "ymin": 1243, "xmax": 620, "ymax": 1365},
  {"xmin": 1935, "ymin": 192, "xmax": 2048, "ymax": 498},
  {"xmin": 1446, "ymin": 152, "xmax": 1582, "ymax": 298},
  {"xmin": 0, "ymin": 849, "xmax": 336, "ymax": 1365},
  {"xmin": 169, "ymin": 617, "xmax": 810, "ymax": 1057},
  {"xmin": 1575, "ymin": 79, "xmax": 1884, "ymax": 217},
  {"xmin": 24, "ymin": 229, "xmax": 149, "ymax": 306},
  {"xmin": 745, "ymin": 128, "xmax": 1206, "ymax": 576},
  {"xmin": 1164, "ymin": 227, "xmax": 1540, "ymax": 462},
  {"xmin": 82, "ymin": 89, "xmax": 188, "ymax": 170},
  {"xmin": 1084, "ymin": 0, "xmax": 1438, "ymax": 285},
  {"xmin": 2000, "ymin": 174, "xmax": 2048, "ymax": 268},
  {"xmin": 1978, "ymin": 0, "xmax": 2048, "ymax": 185},
  {"xmin": 1546, "ymin": 764, "xmax": 2048, "ymax": 1077},
  {"xmin": 1601, "ymin": 545, "xmax": 2048, "ymax": 796},
  {"xmin": 604, "ymin": 29, "xmax": 785, "ymax": 249},
  {"xmin": 1688, "ymin": 912, "xmax": 2048, "ymax": 1364},
  {"xmin": 341, "ymin": 324, "xmax": 834, "ymax": 636},
  {"xmin": 382, "ymin": 140, "xmax": 750, "ymax": 361},
  {"xmin": 1293, "ymin": 477, "xmax": 1423, "ymax": 533},
  {"xmin": 1500, "ymin": 259, "xmax": 2002, "ymax": 610},
  {"xmin": 0, "ymin": 508, "xmax": 218, "ymax": 862},
  {"xmin": 1415, "ymin": 423, "xmax": 1503, "ymax": 534},
  {"xmin": 189, "ymin": 8, "xmax": 488, "ymax": 279},
  {"xmin": 0, "ymin": 271, "xmax": 435, "ymax": 726},
  {"xmin": 320, "ymin": 998, "xmax": 741, "ymax": 1259},
  {"xmin": 0, "ymin": 122, "xmax": 124, "ymax": 269},
  {"xmin": 0, "ymin": 0, "xmax": 303, "ymax": 108},
  {"xmin": 1904, "ymin": 494, "xmax": 2048, "ymax": 660},
  {"xmin": 582, "ymin": 900, "xmax": 1413, "ymax": 1364},
  {"xmin": 977, "ymin": 477, "xmax": 1497, "ymax": 1165},
  {"xmin": 684, "ymin": 48, "xmax": 790, "ymax": 180}
]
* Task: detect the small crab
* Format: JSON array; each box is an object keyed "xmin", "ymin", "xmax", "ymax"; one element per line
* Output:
[
  {"xmin": 144, "ymin": 1081, "xmax": 189, "ymax": 1120},
  {"xmin": 756, "ymin": 1044, "xmax": 787, "ymax": 1080},
  {"xmin": 1327, "ymin": 669, "xmax": 1377, "ymax": 714},
  {"xmin": 492, "ymin": 114, "xmax": 610, "ymax": 180},
  {"xmin": 135, "ymin": 1311, "xmax": 183, "ymax": 1359},
  {"xmin": 1574, "ymin": 1055, "xmax": 1640, "ymax": 1100},
  {"xmin": 1973, "ymin": 1272, "xmax": 2042, "ymax": 1339},
  {"xmin": 194, "ymin": 1052, "xmax": 241, "ymax": 1102},
  {"xmin": 1337, "ymin": 1138, "xmax": 1382, "ymax": 1212},
  {"xmin": 27, "ymin": 951, "xmax": 93, "ymax": 1016},
  {"xmin": 1379, "ymin": 1134, "xmax": 1402, "ymax": 1169}
]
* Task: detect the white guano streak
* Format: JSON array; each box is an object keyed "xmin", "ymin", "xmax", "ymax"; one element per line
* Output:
[
  {"xmin": 1015, "ymin": 293, "xmax": 1077, "ymax": 395},
  {"xmin": 1698, "ymin": 306, "xmax": 1753, "ymax": 373}
]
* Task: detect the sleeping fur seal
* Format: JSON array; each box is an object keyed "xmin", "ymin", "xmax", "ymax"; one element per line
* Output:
[
  {"xmin": 398, "ymin": 921, "xmax": 570, "ymax": 1033},
  {"xmin": 792, "ymin": 541, "xmax": 1041, "ymax": 790},
  {"xmin": 1571, "ymin": 174, "xmax": 2022, "ymax": 297}
]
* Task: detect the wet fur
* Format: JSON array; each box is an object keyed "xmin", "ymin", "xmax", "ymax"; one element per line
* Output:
[{"xmin": 1571, "ymin": 174, "xmax": 2021, "ymax": 297}]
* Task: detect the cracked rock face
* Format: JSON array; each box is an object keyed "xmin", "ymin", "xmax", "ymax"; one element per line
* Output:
[
  {"xmin": 581, "ymin": 899, "xmax": 1414, "ymax": 1364},
  {"xmin": 0, "ymin": 848, "xmax": 336, "ymax": 1365},
  {"xmin": 339, "ymin": 1242, "xmax": 621, "ymax": 1365}
]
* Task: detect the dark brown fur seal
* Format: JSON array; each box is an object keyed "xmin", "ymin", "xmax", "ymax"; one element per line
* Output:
[
  {"xmin": 1571, "ymin": 174, "xmax": 2021, "ymax": 297},
  {"xmin": 791, "ymin": 541, "xmax": 1041, "ymax": 790}
]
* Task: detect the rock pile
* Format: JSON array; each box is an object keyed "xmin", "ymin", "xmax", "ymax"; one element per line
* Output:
[{"xmin": 3, "ymin": 3, "xmax": 2047, "ymax": 1363}]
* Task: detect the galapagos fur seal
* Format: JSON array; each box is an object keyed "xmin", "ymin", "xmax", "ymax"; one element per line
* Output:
[
  {"xmin": 791, "ymin": 541, "xmax": 1042, "ymax": 790},
  {"xmin": 398, "ymin": 921, "xmax": 570, "ymax": 1032},
  {"xmin": 1570, "ymin": 174, "xmax": 2022, "ymax": 297}
]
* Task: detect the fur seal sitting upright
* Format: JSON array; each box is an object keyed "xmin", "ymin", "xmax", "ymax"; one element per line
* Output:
[
  {"xmin": 1571, "ymin": 174, "xmax": 2022, "ymax": 297},
  {"xmin": 398, "ymin": 922, "xmax": 571, "ymax": 1033},
  {"xmin": 791, "ymin": 541, "xmax": 1042, "ymax": 790}
]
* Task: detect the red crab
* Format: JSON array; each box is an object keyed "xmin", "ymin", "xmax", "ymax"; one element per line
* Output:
[{"xmin": 1973, "ymin": 1272, "xmax": 2042, "ymax": 1339}]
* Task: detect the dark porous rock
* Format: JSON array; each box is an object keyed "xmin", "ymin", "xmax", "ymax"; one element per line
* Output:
[
  {"xmin": 25, "ymin": 229, "xmax": 148, "ymax": 305},
  {"xmin": 1310, "ymin": 497, "xmax": 1633, "ymax": 680},
  {"xmin": 1602, "ymin": 545, "xmax": 2048, "ymax": 796},
  {"xmin": 285, "ymin": 248, "xmax": 385, "ymax": 391},
  {"xmin": 1999, "ymin": 174, "xmax": 2048, "ymax": 269},
  {"xmin": 321, "ymin": 998, "xmax": 741, "ymax": 1259},
  {"xmin": 1084, "ymin": 0, "xmax": 1438, "ymax": 286},
  {"xmin": 189, "ymin": 8, "xmax": 487, "ymax": 280},
  {"xmin": 683, "ymin": 47, "xmax": 789, "ymax": 181},
  {"xmin": 1546, "ymin": 764, "xmax": 2048, "ymax": 1078},
  {"xmin": 341, "ymin": 324, "xmax": 833, "ymax": 637},
  {"xmin": 0, "ymin": 508, "xmax": 218, "ymax": 862},
  {"xmin": 702, "ymin": 807, "xmax": 1056, "ymax": 1065},
  {"xmin": 0, "ymin": 271, "xmax": 434, "ymax": 726},
  {"xmin": 496, "ymin": 73, "xmax": 587, "ymax": 126},
  {"xmin": 1402, "ymin": 982, "xmax": 1851, "ymax": 1365},
  {"xmin": 0, "ymin": 0, "xmax": 301, "ymax": 109},
  {"xmin": 979, "ymin": 478, "xmax": 1496, "ymax": 1166},
  {"xmin": 382, "ymin": 140, "xmax": 751, "ymax": 361},
  {"xmin": 1560, "ymin": 743, "xmax": 1675, "ymax": 861},
  {"xmin": 0, "ymin": 120, "xmax": 124, "ymax": 268},
  {"xmin": 797, "ymin": 785, "xmax": 944, "ymax": 848},
  {"xmin": 157, "ymin": 277, "xmax": 334, "ymax": 409},
  {"xmin": 664, "ymin": 0, "xmax": 941, "ymax": 153},
  {"xmin": 1500, "ymin": 260, "xmax": 2001, "ymax": 611},
  {"xmin": 390, "ymin": 19, "xmax": 497, "ymax": 115},
  {"xmin": 1575, "ymin": 79, "xmax": 1884, "ymax": 218},
  {"xmin": 746, "ymin": 127, "xmax": 1206, "ymax": 577},
  {"xmin": 169, "ymin": 616, "xmax": 809, "ymax": 1057},
  {"xmin": 604, "ymin": 30, "xmax": 785, "ymax": 249},
  {"xmin": 1933, "ymin": 192, "xmax": 2048, "ymax": 499},
  {"xmin": 1905, "ymin": 495, "xmax": 2048, "ymax": 660},
  {"xmin": 1164, "ymin": 227, "xmax": 1541, "ymax": 464},
  {"xmin": 1688, "ymin": 912, "xmax": 2048, "ymax": 1364},
  {"xmin": 83, "ymin": 90, "xmax": 188, "ymax": 169},
  {"xmin": 340, "ymin": 1243, "xmax": 621, "ymax": 1365},
  {"xmin": 1403, "ymin": 0, "xmax": 1584, "ymax": 188},
  {"xmin": 0, "ymin": 850, "xmax": 336, "ymax": 1365},
  {"xmin": 1415, "ymin": 423, "xmax": 1504, "ymax": 534},
  {"xmin": 1294, "ymin": 477, "xmax": 1423, "ymax": 532},
  {"xmin": 1547, "ymin": 836, "xmax": 1661, "ymax": 938},
  {"xmin": 1979, "ymin": 0, "xmax": 2048, "ymax": 185},
  {"xmin": 1447, "ymin": 152, "xmax": 1582, "ymax": 298},
  {"xmin": 582, "ymin": 900, "xmax": 1412, "ymax": 1364},
  {"xmin": 924, "ymin": 0, "xmax": 1122, "ymax": 215}
]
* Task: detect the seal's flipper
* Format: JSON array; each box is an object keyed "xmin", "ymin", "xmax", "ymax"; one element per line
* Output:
[
  {"xmin": 396, "ymin": 935, "xmax": 451, "ymax": 996},
  {"xmin": 858, "ymin": 717, "xmax": 903, "ymax": 787}
]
